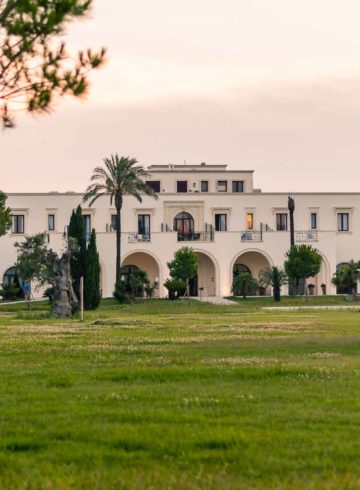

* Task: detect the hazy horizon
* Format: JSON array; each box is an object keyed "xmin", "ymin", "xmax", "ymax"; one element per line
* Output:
[{"xmin": 2, "ymin": 0, "xmax": 360, "ymax": 193}]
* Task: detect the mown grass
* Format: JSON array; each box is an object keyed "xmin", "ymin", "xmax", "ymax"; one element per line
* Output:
[{"xmin": 0, "ymin": 298, "xmax": 360, "ymax": 489}]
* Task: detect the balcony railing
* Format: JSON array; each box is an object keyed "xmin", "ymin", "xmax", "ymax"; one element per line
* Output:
[
  {"xmin": 295, "ymin": 230, "xmax": 318, "ymax": 242},
  {"xmin": 177, "ymin": 231, "xmax": 214, "ymax": 242},
  {"xmin": 240, "ymin": 230, "xmax": 263, "ymax": 241},
  {"xmin": 128, "ymin": 232, "xmax": 151, "ymax": 243}
]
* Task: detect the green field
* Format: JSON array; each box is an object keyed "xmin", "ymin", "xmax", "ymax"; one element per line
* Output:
[{"xmin": 1, "ymin": 298, "xmax": 360, "ymax": 489}]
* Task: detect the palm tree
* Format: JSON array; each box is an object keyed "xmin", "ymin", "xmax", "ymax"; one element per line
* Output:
[
  {"xmin": 259, "ymin": 266, "xmax": 288, "ymax": 302},
  {"xmin": 83, "ymin": 155, "xmax": 158, "ymax": 283}
]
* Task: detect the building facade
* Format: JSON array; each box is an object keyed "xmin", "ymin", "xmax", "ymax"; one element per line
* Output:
[{"xmin": 1, "ymin": 163, "xmax": 359, "ymax": 298}]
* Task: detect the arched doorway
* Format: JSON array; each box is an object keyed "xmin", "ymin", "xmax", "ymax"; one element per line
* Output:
[
  {"xmin": 121, "ymin": 252, "xmax": 160, "ymax": 297},
  {"xmin": 174, "ymin": 212, "xmax": 194, "ymax": 240},
  {"xmin": 189, "ymin": 251, "xmax": 217, "ymax": 297},
  {"xmin": 2, "ymin": 266, "xmax": 17, "ymax": 286},
  {"xmin": 232, "ymin": 250, "xmax": 272, "ymax": 295},
  {"xmin": 335, "ymin": 262, "xmax": 354, "ymax": 295}
]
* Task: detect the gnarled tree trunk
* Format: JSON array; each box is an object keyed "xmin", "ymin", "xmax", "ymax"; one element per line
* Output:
[{"xmin": 46, "ymin": 250, "xmax": 79, "ymax": 318}]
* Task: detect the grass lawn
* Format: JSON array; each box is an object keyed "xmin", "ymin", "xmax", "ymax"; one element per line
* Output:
[{"xmin": 0, "ymin": 298, "xmax": 360, "ymax": 489}]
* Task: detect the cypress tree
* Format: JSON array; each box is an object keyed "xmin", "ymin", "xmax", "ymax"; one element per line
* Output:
[
  {"xmin": 68, "ymin": 205, "xmax": 87, "ymax": 299},
  {"xmin": 84, "ymin": 229, "xmax": 101, "ymax": 310}
]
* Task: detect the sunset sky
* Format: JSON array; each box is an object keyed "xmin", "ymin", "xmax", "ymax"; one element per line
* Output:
[{"xmin": 2, "ymin": 0, "xmax": 360, "ymax": 192}]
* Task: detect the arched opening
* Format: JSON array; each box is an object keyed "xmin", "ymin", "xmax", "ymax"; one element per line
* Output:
[
  {"xmin": 174, "ymin": 212, "xmax": 194, "ymax": 240},
  {"xmin": 2, "ymin": 266, "xmax": 18, "ymax": 286},
  {"xmin": 233, "ymin": 263, "xmax": 251, "ymax": 276},
  {"xmin": 335, "ymin": 262, "xmax": 355, "ymax": 295},
  {"xmin": 232, "ymin": 250, "xmax": 272, "ymax": 295},
  {"xmin": 304, "ymin": 253, "xmax": 329, "ymax": 296},
  {"xmin": 189, "ymin": 251, "xmax": 217, "ymax": 297},
  {"xmin": 121, "ymin": 253, "xmax": 160, "ymax": 297}
]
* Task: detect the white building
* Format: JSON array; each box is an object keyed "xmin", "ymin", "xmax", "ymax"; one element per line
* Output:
[{"xmin": 1, "ymin": 163, "xmax": 359, "ymax": 298}]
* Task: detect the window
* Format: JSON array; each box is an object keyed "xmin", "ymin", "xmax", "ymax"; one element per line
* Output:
[
  {"xmin": 246, "ymin": 213, "xmax": 254, "ymax": 230},
  {"xmin": 48, "ymin": 214, "xmax": 55, "ymax": 231},
  {"xmin": 200, "ymin": 180, "xmax": 209, "ymax": 192},
  {"xmin": 310, "ymin": 213, "xmax": 317, "ymax": 230},
  {"xmin": 138, "ymin": 214, "xmax": 150, "ymax": 237},
  {"xmin": 111, "ymin": 214, "xmax": 117, "ymax": 231},
  {"xmin": 276, "ymin": 213, "xmax": 288, "ymax": 231},
  {"xmin": 217, "ymin": 180, "xmax": 227, "ymax": 192},
  {"xmin": 146, "ymin": 181, "xmax": 160, "ymax": 193},
  {"xmin": 177, "ymin": 181, "xmax": 188, "ymax": 193},
  {"xmin": 215, "ymin": 214, "xmax": 227, "ymax": 231},
  {"xmin": 232, "ymin": 181, "xmax": 244, "ymax": 193},
  {"xmin": 337, "ymin": 213, "xmax": 349, "ymax": 232},
  {"xmin": 12, "ymin": 215, "xmax": 24, "ymax": 234},
  {"xmin": 83, "ymin": 215, "xmax": 91, "ymax": 240}
]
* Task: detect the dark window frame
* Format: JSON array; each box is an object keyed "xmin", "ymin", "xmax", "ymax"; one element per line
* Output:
[
  {"xmin": 337, "ymin": 212, "xmax": 349, "ymax": 232},
  {"xmin": 176, "ymin": 181, "xmax": 188, "ymax": 193},
  {"xmin": 200, "ymin": 180, "xmax": 209, "ymax": 192},
  {"xmin": 310, "ymin": 212, "xmax": 317, "ymax": 230},
  {"xmin": 12, "ymin": 215, "xmax": 24, "ymax": 234},
  {"xmin": 146, "ymin": 180, "xmax": 161, "ymax": 193},
  {"xmin": 215, "ymin": 213, "xmax": 227, "ymax": 231},
  {"xmin": 232, "ymin": 181, "xmax": 244, "ymax": 193},
  {"xmin": 276, "ymin": 213, "xmax": 288, "ymax": 231},
  {"xmin": 138, "ymin": 214, "xmax": 151, "ymax": 236},
  {"xmin": 48, "ymin": 214, "xmax": 55, "ymax": 231}
]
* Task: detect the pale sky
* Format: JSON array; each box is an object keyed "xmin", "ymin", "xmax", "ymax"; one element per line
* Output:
[{"xmin": 2, "ymin": 0, "xmax": 360, "ymax": 192}]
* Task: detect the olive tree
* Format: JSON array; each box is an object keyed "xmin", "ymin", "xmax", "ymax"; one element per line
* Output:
[{"xmin": 284, "ymin": 245, "xmax": 322, "ymax": 296}]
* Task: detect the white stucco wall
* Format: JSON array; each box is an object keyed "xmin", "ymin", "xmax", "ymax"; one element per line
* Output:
[{"xmin": 1, "ymin": 165, "xmax": 359, "ymax": 298}]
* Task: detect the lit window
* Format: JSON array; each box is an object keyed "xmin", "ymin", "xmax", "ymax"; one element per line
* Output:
[
  {"xmin": 337, "ymin": 213, "xmax": 349, "ymax": 232},
  {"xmin": 246, "ymin": 213, "xmax": 253, "ymax": 230}
]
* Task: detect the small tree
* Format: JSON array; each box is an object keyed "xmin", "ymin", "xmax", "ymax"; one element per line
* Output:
[
  {"xmin": 0, "ymin": 191, "xmax": 11, "ymax": 237},
  {"xmin": 232, "ymin": 272, "xmax": 259, "ymax": 299},
  {"xmin": 68, "ymin": 205, "xmax": 87, "ymax": 299},
  {"xmin": 332, "ymin": 260, "xmax": 360, "ymax": 300},
  {"xmin": 14, "ymin": 233, "xmax": 79, "ymax": 316},
  {"xmin": 15, "ymin": 233, "xmax": 48, "ymax": 307},
  {"xmin": 167, "ymin": 247, "xmax": 198, "ymax": 297},
  {"xmin": 164, "ymin": 278, "xmax": 187, "ymax": 300},
  {"xmin": 284, "ymin": 245, "xmax": 322, "ymax": 296},
  {"xmin": 259, "ymin": 266, "xmax": 288, "ymax": 302},
  {"xmin": 84, "ymin": 229, "xmax": 101, "ymax": 310}
]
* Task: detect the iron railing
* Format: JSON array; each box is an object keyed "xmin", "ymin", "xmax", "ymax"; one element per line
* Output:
[
  {"xmin": 240, "ymin": 230, "xmax": 263, "ymax": 241},
  {"xmin": 128, "ymin": 232, "xmax": 151, "ymax": 243},
  {"xmin": 177, "ymin": 231, "xmax": 214, "ymax": 242},
  {"xmin": 295, "ymin": 230, "xmax": 318, "ymax": 242}
]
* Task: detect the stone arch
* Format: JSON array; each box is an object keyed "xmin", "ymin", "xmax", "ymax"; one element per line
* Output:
[
  {"xmin": 190, "ymin": 248, "xmax": 220, "ymax": 297},
  {"xmin": 231, "ymin": 249, "xmax": 273, "ymax": 295},
  {"xmin": 121, "ymin": 250, "xmax": 162, "ymax": 297}
]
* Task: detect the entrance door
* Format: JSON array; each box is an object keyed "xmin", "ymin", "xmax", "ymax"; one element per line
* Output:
[{"xmin": 189, "ymin": 275, "xmax": 198, "ymax": 296}]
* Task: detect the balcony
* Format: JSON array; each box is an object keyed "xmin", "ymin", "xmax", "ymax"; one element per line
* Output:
[
  {"xmin": 240, "ymin": 230, "xmax": 262, "ymax": 242},
  {"xmin": 177, "ymin": 231, "xmax": 214, "ymax": 242},
  {"xmin": 295, "ymin": 230, "xmax": 318, "ymax": 242},
  {"xmin": 128, "ymin": 232, "xmax": 151, "ymax": 243}
]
